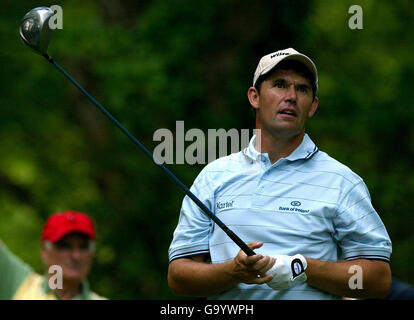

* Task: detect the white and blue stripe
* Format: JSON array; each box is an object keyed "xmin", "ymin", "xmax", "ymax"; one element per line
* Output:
[{"xmin": 168, "ymin": 134, "xmax": 392, "ymax": 299}]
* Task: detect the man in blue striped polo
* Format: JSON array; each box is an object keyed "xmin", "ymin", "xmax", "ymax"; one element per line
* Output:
[{"xmin": 167, "ymin": 48, "xmax": 392, "ymax": 299}]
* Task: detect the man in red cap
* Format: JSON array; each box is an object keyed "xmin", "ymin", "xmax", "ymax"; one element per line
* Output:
[{"xmin": 0, "ymin": 211, "xmax": 105, "ymax": 300}]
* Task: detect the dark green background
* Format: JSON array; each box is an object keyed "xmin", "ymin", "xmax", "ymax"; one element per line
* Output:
[{"xmin": 0, "ymin": 0, "xmax": 412, "ymax": 299}]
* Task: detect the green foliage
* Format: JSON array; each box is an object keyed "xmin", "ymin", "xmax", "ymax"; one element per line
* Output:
[{"xmin": 0, "ymin": 0, "xmax": 412, "ymax": 299}]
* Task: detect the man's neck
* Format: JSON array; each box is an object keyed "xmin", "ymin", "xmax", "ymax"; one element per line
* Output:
[
  {"xmin": 54, "ymin": 279, "xmax": 82, "ymax": 300},
  {"xmin": 255, "ymin": 130, "xmax": 305, "ymax": 164}
]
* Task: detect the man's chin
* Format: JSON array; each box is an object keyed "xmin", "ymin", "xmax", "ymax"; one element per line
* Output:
[
  {"xmin": 268, "ymin": 126, "xmax": 303, "ymax": 139},
  {"xmin": 62, "ymin": 269, "xmax": 87, "ymax": 282}
]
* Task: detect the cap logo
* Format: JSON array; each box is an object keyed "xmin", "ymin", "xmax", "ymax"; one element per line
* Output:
[{"xmin": 270, "ymin": 52, "xmax": 290, "ymax": 59}]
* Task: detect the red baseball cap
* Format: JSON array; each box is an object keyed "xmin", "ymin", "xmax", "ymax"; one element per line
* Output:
[{"xmin": 41, "ymin": 211, "xmax": 96, "ymax": 243}]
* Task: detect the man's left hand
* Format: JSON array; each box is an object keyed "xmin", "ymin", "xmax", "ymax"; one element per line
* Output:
[{"xmin": 265, "ymin": 254, "xmax": 307, "ymax": 290}]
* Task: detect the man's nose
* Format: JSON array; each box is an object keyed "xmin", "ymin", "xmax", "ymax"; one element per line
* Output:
[
  {"xmin": 70, "ymin": 247, "xmax": 82, "ymax": 259},
  {"xmin": 285, "ymin": 84, "xmax": 297, "ymax": 103}
]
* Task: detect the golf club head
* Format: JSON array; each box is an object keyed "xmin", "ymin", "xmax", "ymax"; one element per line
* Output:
[{"xmin": 19, "ymin": 7, "xmax": 54, "ymax": 55}]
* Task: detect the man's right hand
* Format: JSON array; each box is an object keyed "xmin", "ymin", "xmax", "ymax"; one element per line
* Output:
[
  {"xmin": 168, "ymin": 241, "xmax": 275, "ymax": 296},
  {"xmin": 232, "ymin": 241, "xmax": 275, "ymax": 285}
]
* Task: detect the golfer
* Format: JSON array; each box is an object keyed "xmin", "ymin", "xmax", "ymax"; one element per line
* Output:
[
  {"xmin": 0, "ymin": 211, "xmax": 105, "ymax": 300},
  {"xmin": 168, "ymin": 48, "xmax": 392, "ymax": 299}
]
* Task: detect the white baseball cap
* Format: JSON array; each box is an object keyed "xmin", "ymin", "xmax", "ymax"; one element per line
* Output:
[{"xmin": 252, "ymin": 48, "xmax": 318, "ymax": 94}]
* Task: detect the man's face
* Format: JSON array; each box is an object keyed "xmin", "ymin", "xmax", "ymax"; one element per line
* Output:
[
  {"xmin": 249, "ymin": 68, "xmax": 319, "ymax": 139},
  {"xmin": 41, "ymin": 232, "xmax": 94, "ymax": 282}
]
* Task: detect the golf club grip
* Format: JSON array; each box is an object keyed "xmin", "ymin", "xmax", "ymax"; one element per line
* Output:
[{"xmin": 44, "ymin": 55, "xmax": 256, "ymax": 257}]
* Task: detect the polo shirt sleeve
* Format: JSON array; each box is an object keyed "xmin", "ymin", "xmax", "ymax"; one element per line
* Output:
[
  {"xmin": 0, "ymin": 242, "xmax": 33, "ymax": 299},
  {"xmin": 168, "ymin": 169, "xmax": 214, "ymax": 262},
  {"xmin": 333, "ymin": 180, "xmax": 392, "ymax": 262}
]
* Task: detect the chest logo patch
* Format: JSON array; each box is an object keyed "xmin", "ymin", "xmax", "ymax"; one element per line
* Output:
[
  {"xmin": 279, "ymin": 200, "xmax": 310, "ymax": 214},
  {"xmin": 217, "ymin": 200, "xmax": 235, "ymax": 211}
]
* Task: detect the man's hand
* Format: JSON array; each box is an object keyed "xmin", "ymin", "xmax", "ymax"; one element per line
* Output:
[
  {"xmin": 232, "ymin": 241, "xmax": 275, "ymax": 285},
  {"xmin": 265, "ymin": 254, "xmax": 308, "ymax": 290},
  {"xmin": 168, "ymin": 241, "xmax": 276, "ymax": 297}
]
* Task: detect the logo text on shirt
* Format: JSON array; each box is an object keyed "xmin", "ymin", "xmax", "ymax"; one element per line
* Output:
[
  {"xmin": 279, "ymin": 201, "xmax": 310, "ymax": 214},
  {"xmin": 217, "ymin": 200, "xmax": 235, "ymax": 211}
]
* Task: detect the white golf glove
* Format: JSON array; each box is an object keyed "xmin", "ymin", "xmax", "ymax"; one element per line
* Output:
[{"xmin": 265, "ymin": 254, "xmax": 307, "ymax": 290}]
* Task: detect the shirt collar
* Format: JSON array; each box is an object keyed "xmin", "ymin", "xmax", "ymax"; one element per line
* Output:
[
  {"xmin": 243, "ymin": 133, "xmax": 318, "ymax": 162},
  {"xmin": 42, "ymin": 274, "xmax": 92, "ymax": 300}
]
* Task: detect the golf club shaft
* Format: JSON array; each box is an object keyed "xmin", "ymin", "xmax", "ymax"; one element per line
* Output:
[{"xmin": 42, "ymin": 53, "xmax": 255, "ymax": 257}]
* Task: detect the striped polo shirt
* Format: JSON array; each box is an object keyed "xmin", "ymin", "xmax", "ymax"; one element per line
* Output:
[{"xmin": 168, "ymin": 133, "xmax": 392, "ymax": 300}]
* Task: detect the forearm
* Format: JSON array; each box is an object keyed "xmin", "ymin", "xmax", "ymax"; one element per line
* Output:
[
  {"xmin": 305, "ymin": 258, "xmax": 391, "ymax": 298},
  {"xmin": 168, "ymin": 258, "xmax": 238, "ymax": 297},
  {"xmin": 168, "ymin": 243, "xmax": 275, "ymax": 297}
]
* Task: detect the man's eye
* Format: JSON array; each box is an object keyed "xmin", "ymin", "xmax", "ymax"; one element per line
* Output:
[
  {"xmin": 55, "ymin": 242, "xmax": 71, "ymax": 250},
  {"xmin": 298, "ymin": 86, "xmax": 308, "ymax": 93},
  {"xmin": 79, "ymin": 243, "xmax": 90, "ymax": 250},
  {"xmin": 274, "ymin": 82, "xmax": 286, "ymax": 88}
]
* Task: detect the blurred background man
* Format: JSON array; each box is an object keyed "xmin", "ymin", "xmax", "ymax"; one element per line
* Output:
[{"xmin": 0, "ymin": 211, "xmax": 105, "ymax": 300}]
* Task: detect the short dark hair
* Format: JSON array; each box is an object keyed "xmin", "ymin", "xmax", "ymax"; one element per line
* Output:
[{"xmin": 254, "ymin": 60, "xmax": 317, "ymax": 101}]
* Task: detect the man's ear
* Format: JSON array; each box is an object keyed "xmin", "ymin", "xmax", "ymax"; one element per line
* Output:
[
  {"xmin": 41, "ymin": 241, "xmax": 51, "ymax": 265},
  {"xmin": 308, "ymin": 96, "xmax": 319, "ymax": 118},
  {"xmin": 247, "ymin": 87, "xmax": 260, "ymax": 111}
]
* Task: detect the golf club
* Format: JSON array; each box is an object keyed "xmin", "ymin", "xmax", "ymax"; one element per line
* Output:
[{"xmin": 19, "ymin": 7, "xmax": 255, "ymax": 257}]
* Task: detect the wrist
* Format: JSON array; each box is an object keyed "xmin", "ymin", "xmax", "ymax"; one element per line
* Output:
[
  {"xmin": 291, "ymin": 254, "xmax": 307, "ymax": 280},
  {"xmin": 224, "ymin": 258, "xmax": 243, "ymax": 286}
]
